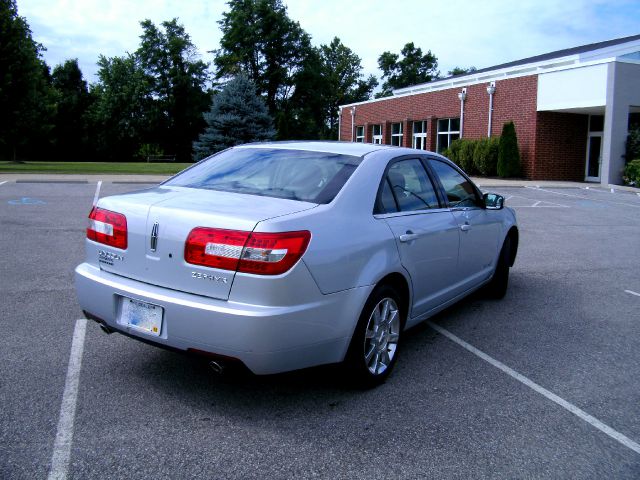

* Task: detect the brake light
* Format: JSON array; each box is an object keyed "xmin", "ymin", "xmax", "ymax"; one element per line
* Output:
[
  {"xmin": 184, "ymin": 228, "xmax": 311, "ymax": 276},
  {"xmin": 87, "ymin": 207, "xmax": 128, "ymax": 249}
]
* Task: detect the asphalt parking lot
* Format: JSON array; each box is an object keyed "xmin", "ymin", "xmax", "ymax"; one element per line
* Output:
[{"xmin": 1, "ymin": 178, "xmax": 639, "ymax": 479}]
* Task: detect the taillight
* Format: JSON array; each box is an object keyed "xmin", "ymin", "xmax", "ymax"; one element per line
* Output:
[
  {"xmin": 185, "ymin": 228, "xmax": 311, "ymax": 276},
  {"xmin": 87, "ymin": 207, "xmax": 128, "ymax": 250}
]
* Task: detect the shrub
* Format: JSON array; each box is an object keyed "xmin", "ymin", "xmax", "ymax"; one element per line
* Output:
[
  {"xmin": 626, "ymin": 128, "xmax": 640, "ymax": 162},
  {"xmin": 473, "ymin": 137, "xmax": 500, "ymax": 176},
  {"xmin": 137, "ymin": 143, "xmax": 163, "ymax": 161},
  {"xmin": 458, "ymin": 139, "xmax": 476, "ymax": 174},
  {"xmin": 623, "ymin": 159, "xmax": 640, "ymax": 187},
  {"xmin": 497, "ymin": 121, "xmax": 521, "ymax": 177},
  {"xmin": 443, "ymin": 138, "xmax": 463, "ymax": 167}
]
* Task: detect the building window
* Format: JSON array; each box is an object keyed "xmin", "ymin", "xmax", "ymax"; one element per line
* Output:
[
  {"xmin": 436, "ymin": 118, "xmax": 460, "ymax": 153},
  {"xmin": 355, "ymin": 126, "xmax": 364, "ymax": 142},
  {"xmin": 391, "ymin": 123, "xmax": 403, "ymax": 146},
  {"xmin": 412, "ymin": 121, "xmax": 427, "ymax": 150},
  {"xmin": 372, "ymin": 124, "xmax": 382, "ymax": 144},
  {"xmin": 589, "ymin": 115, "xmax": 604, "ymax": 132}
]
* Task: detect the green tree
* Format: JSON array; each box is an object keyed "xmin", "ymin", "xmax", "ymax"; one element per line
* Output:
[
  {"xmin": 192, "ymin": 74, "xmax": 275, "ymax": 159},
  {"xmin": 214, "ymin": 0, "xmax": 312, "ymax": 116},
  {"xmin": 0, "ymin": 0, "xmax": 55, "ymax": 160},
  {"xmin": 137, "ymin": 19, "xmax": 211, "ymax": 162},
  {"xmin": 91, "ymin": 54, "xmax": 154, "ymax": 161},
  {"xmin": 51, "ymin": 59, "xmax": 93, "ymax": 160},
  {"xmin": 376, "ymin": 42, "xmax": 439, "ymax": 97},
  {"xmin": 448, "ymin": 66, "xmax": 477, "ymax": 77},
  {"xmin": 497, "ymin": 121, "xmax": 522, "ymax": 177},
  {"xmin": 319, "ymin": 37, "xmax": 377, "ymax": 139}
]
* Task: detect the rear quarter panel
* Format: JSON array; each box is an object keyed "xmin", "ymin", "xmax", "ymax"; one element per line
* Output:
[{"xmin": 255, "ymin": 150, "xmax": 408, "ymax": 295}]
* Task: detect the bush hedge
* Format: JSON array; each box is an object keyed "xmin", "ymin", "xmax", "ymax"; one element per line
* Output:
[
  {"xmin": 473, "ymin": 137, "xmax": 500, "ymax": 176},
  {"xmin": 443, "ymin": 137, "xmax": 500, "ymax": 176},
  {"xmin": 623, "ymin": 159, "xmax": 640, "ymax": 187},
  {"xmin": 626, "ymin": 128, "xmax": 640, "ymax": 162}
]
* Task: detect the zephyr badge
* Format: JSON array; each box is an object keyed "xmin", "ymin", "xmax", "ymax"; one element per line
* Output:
[{"xmin": 150, "ymin": 222, "xmax": 159, "ymax": 252}]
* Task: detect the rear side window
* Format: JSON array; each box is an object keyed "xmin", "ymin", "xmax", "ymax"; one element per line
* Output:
[
  {"xmin": 429, "ymin": 159, "xmax": 479, "ymax": 208},
  {"xmin": 378, "ymin": 159, "xmax": 440, "ymax": 213},
  {"xmin": 165, "ymin": 148, "xmax": 362, "ymax": 204}
]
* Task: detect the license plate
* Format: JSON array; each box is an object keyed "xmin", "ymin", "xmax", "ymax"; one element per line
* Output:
[{"xmin": 120, "ymin": 297, "xmax": 163, "ymax": 336}]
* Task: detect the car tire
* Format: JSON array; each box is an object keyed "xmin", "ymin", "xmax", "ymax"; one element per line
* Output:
[
  {"xmin": 345, "ymin": 285, "xmax": 404, "ymax": 388},
  {"xmin": 485, "ymin": 236, "xmax": 511, "ymax": 299}
]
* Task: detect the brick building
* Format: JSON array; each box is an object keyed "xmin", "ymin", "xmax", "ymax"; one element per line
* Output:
[{"xmin": 339, "ymin": 34, "xmax": 640, "ymax": 185}]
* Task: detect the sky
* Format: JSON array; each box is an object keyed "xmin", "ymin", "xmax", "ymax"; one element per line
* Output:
[{"xmin": 19, "ymin": 0, "xmax": 640, "ymax": 85}]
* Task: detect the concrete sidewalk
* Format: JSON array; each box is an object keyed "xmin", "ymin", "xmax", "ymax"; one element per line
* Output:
[{"xmin": 1, "ymin": 172, "xmax": 637, "ymax": 193}]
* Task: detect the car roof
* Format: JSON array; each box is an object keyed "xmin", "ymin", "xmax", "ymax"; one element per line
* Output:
[{"xmin": 234, "ymin": 141, "xmax": 393, "ymax": 157}]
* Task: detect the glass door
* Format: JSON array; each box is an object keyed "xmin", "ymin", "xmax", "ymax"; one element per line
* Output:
[
  {"xmin": 585, "ymin": 136, "xmax": 602, "ymax": 181},
  {"xmin": 585, "ymin": 115, "xmax": 603, "ymax": 182}
]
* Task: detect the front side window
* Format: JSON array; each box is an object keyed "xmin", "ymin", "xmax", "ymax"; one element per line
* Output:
[
  {"xmin": 166, "ymin": 148, "xmax": 362, "ymax": 204},
  {"xmin": 413, "ymin": 121, "xmax": 427, "ymax": 150},
  {"xmin": 436, "ymin": 118, "xmax": 460, "ymax": 153},
  {"xmin": 372, "ymin": 124, "xmax": 383, "ymax": 144},
  {"xmin": 380, "ymin": 159, "xmax": 439, "ymax": 213},
  {"xmin": 429, "ymin": 159, "xmax": 479, "ymax": 208},
  {"xmin": 391, "ymin": 123, "xmax": 403, "ymax": 146},
  {"xmin": 355, "ymin": 126, "xmax": 365, "ymax": 142}
]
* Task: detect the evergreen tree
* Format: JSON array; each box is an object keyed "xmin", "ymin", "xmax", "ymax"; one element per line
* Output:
[
  {"xmin": 0, "ymin": 0, "xmax": 55, "ymax": 160},
  {"xmin": 193, "ymin": 75, "xmax": 274, "ymax": 159},
  {"xmin": 497, "ymin": 121, "xmax": 522, "ymax": 177}
]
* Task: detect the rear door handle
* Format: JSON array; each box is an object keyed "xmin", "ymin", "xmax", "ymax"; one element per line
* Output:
[
  {"xmin": 460, "ymin": 223, "xmax": 471, "ymax": 232},
  {"xmin": 399, "ymin": 232, "xmax": 419, "ymax": 242}
]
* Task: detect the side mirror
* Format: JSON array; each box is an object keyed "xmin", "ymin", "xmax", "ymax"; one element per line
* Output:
[{"xmin": 483, "ymin": 193, "xmax": 504, "ymax": 210}]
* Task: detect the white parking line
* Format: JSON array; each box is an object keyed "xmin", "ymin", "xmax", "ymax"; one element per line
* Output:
[
  {"xmin": 501, "ymin": 193, "xmax": 569, "ymax": 208},
  {"xmin": 625, "ymin": 290, "xmax": 640, "ymax": 298},
  {"xmin": 0, "ymin": 181, "xmax": 7, "ymax": 187},
  {"xmin": 47, "ymin": 319, "xmax": 88, "ymax": 480},
  {"xmin": 427, "ymin": 320, "xmax": 640, "ymax": 456},
  {"xmin": 526, "ymin": 186, "xmax": 640, "ymax": 208}
]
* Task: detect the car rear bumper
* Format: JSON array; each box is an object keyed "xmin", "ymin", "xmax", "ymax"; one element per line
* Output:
[{"xmin": 75, "ymin": 263, "xmax": 371, "ymax": 374}]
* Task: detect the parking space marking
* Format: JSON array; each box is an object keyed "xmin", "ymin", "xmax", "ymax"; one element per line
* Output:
[
  {"xmin": 500, "ymin": 192, "xmax": 569, "ymax": 208},
  {"xmin": 47, "ymin": 319, "xmax": 88, "ymax": 480},
  {"xmin": 526, "ymin": 186, "xmax": 640, "ymax": 208},
  {"xmin": 625, "ymin": 290, "xmax": 640, "ymax": 298},
  {"xmin": 427, "ymin": 320, "xmax": 640, "ymax": 456},
  {"xmin": 0, "ymin": 181, "xmax": 7, "ymax": 187},
  {"xmin": 92, "ymin": 181, "xmax": 102, "ymax": 207}
]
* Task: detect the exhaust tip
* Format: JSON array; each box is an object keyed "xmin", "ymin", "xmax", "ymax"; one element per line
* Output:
[
  {"xmin": 99, "ymin": 323, "xmax": 113, "ymax": 335},
  {"xmin": 209, "ymin": 360, "xmax": 225, "ymax": 375}
]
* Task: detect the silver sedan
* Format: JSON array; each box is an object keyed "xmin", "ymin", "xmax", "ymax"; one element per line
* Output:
[{"xmin": 75, "ymin": 141, "xmax": 518, "ymax": 386}]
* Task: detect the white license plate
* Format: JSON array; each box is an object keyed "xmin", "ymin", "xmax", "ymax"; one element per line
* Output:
[{"xmin": 120, "ymin": 297, "xmax": 163, "ymax": 336}]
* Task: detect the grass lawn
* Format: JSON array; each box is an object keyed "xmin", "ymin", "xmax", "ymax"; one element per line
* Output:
[{"xmin": 0, "ymin": 161, "xmax": 192, "ymax": 175}]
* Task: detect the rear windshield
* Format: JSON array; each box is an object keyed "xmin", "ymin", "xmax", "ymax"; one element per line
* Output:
[{"xmin": 165, "ymin": 148, "xmax": 362, "ymax": 204}]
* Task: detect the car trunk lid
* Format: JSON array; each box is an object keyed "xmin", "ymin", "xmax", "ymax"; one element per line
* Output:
[{"xmin": 94, "ymin": 186, "xmax": 316, "ymax": 299}]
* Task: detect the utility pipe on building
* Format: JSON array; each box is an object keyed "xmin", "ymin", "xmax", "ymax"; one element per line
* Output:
[
  {"xmin": 457, "ymin": 88, "xmax": 467, "ymax": 137},
  {"xmin": 350, "ymin": 106, "xmax": 356, "ymax": 142},
  {"xmin": 486, "ymin": 82, "xmax": 496, "ymax": 137}
]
